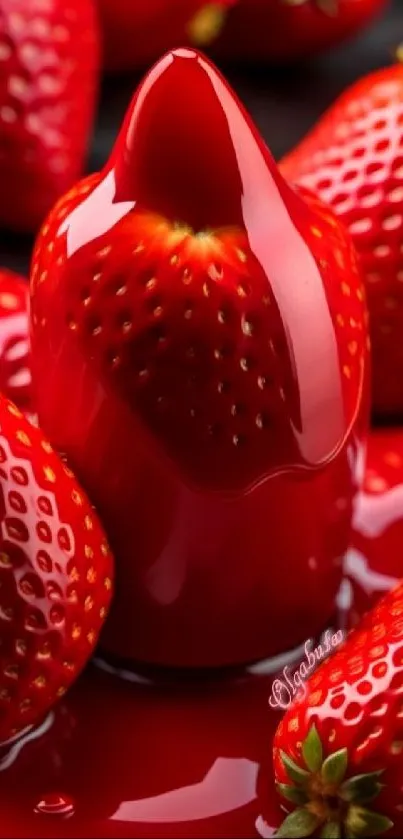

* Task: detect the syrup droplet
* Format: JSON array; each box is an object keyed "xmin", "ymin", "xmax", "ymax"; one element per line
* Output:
[{"xmin": 34, "ymin": 792, "xmax": 75, "ymax": 818}]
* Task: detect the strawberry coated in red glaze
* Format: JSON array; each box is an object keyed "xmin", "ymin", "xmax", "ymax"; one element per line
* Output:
[
  {"xmin": 98, "ymin": 0, "xmax": 235, "ymax": 73},
  {"xmin": 281, "ymin": 62, "xmax": 403, "ymax": 418},
  {"xmin": 344, "ymin": 429, "xmax": 403, "ymax": 629},
  {"xmin": 30, "ymin": 49, "xmax": 368, "ymax": 668},
  {"xmin": 0, "ymin": 395, "xmax": 113, "ymax": 744},
  {"xmin": 0, "ymin": 269, "xmax": 32, "ymax": 413},
  {"xmin": 0, "ymin": 0, "xmax": 99, "ymax": 233},
  {"xmin": 272, "ymin": 581, "xmax": 403, "ymax": 838},
  {"xmin": 213, "ymin": 0, "xmax": 387, "ymax": 64}
]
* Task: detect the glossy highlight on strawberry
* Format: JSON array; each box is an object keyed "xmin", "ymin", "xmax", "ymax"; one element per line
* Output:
[
  {"xmin": 345, "ymin": 429, "xmax": 403, "ymax": 627},
  {"xmin": 0, "ymin": 396, "xmax": 113, "ymax": 744},
  {"xmin": 30, "ymin": 49, "xmax": 368, "ymax": 667},
  {"xmin": 33, "ymin": 48, "xmax": 366, "ymax": 494},
  {"xmin": 0, "ymin": 270, "xmax": 31, "ymax": 412}
]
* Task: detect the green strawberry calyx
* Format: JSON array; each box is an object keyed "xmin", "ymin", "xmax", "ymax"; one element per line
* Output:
[{"xmin": 275, "ymin": 725, "xmax": 393, "ymax": 838}]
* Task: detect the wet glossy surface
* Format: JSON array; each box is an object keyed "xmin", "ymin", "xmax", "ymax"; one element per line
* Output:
[
  {"xmin": 0, "ymin": 269, "xmax": 31, "ymax": 412},
  {"xmin": 0, "ymin": 658, "xmax": 288, "ymax": 839},
  {"xmin": 345, "ymin": 428, "xmax": 403, "ymax": 625},
  {"xmin": 30, "ymin": 49, "xmax": 368, "ymax": 667},
  {"xmin": 32, "ymin": 50, "xmax": 367, "ymax": 666}
]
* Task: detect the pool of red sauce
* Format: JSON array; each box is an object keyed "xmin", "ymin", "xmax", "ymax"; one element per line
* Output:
[{"xmin": 0, "ymin": 428, "xmax": 400, "ymax": 839}]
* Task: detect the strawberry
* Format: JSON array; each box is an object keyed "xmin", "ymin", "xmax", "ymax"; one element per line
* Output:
[
  {"xmin": 30, "ymin": 48, "xmax": 368, "ymax": 668},
  {"xmin": 213, "ymin": 0, "xmax": 387, "ymax": 63},
  {"xmin": 344, "ymin": 429, "xmax": 403, "ymax": 628},
  {"xmin": 0, "ymin": 394, "xmax": 113, "ymax": 744},
  {"xmin": 98, "ymin": 0, "xmax": 235, "ymax": 73},
  {"xmin": 281, "ymin": 61, "xmax": 403, "ymax": 418},
  {"xmin": 0, "ymin": 0, "xmax": 99, "ymax": 233},
  {"xmin": 273, "ymin": 580, "xmax": 403, "ymax": 838},
  {"xmin": 0, "ymin": 269, "xmax": 32, "ymax": 413}
]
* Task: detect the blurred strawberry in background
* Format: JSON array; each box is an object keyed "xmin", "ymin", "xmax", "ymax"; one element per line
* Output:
[
  {"xmin": 0, "ymin": 0, "xmax": 99, "ymax": 233},
  {"xmin": 213, "ymin": 0, "xmax": 388, "ymax": 63},
  {"xmin": 98, "ymin": 0, "xmax": 388, "ymax": 73},
  {"xmin": 98, "ymin": 0, "xmax": 235, "ymax": 73}
]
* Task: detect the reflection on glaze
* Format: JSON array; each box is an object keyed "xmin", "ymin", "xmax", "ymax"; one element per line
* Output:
[
  {"xmin": 0, "ymin": 664, "xmax": 283, "ymax": 838},
  {"xmin": 110, "ymin": 758, "xmax": 258, "ymax": 824},
  {"xmin": 31, "ymin": 48, "xmax": 368, "ymax": 666},
  {"xmin": 0, "ymin": 271, "xmax": 32, "ymax": 413},
  {"xmin": 346, "ymin": 429, "xmax": 403, "ymax": 624},
  {"xmin": 34, "ymin": 792, "xmax": 75, "ymax": 819}
]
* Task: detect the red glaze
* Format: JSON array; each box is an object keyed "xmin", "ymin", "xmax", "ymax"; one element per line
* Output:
[
  {"xmin": 31, "ymin": 49, "xmax": 368, "ymax": 667},
  {"xmin": 345, "ymin": 429, "xmax": 403, "ymax": 627},
  {"xmin": 274, "ymin": 583, "xmax": 403, "ymax": 838},
  {"xmin": 0, "ymin": 660, "xmax": 285, "ymax": 839},
  {"xmin": 98, "ymin": 0, "xmax": 235, "ymax": 73},
  {"xmin": 281, "ymin": 63, "xmax": 403, "ymax": 418},
  {"xmin": 0, "ymin": 0, "xmax": 99, "ymax": 233},
  {"xmin": 0, "ymin": 270, "xmax": 32, "ymax": 412},
  {"xmin": 212, "ymin": 0, "xmax": 387, "ymax": 63},
  {"xmin": 0, "ymin": 395, "xmax": 113, "ymax": 743}
]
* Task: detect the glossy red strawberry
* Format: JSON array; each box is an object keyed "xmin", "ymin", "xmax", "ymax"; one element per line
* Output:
[
  {"xmin": 213, "ymin": 0, "xmax": 387, "ymax": 63},
  {"xmin": 0, "ymin": 269, "xmax": 32, "ymax": 413},
  {"xmin": 0, "ymin": 0, "xmax": 99, "ymax": 233},
  {"xmin": 344, "ymin": 429, "xmax": 403, "ymax": 628},
  {"xmin": 273, "ymin": 581, "xmax": 403, "ymax": 838},
  {"xmin": 0, "ymin": 395, "xmax": 113, "ymax": 744},
  {"xmin": 30, "ymin": 48, "xmax": 368, "ymax": 668},
  {"xmin": 281, "ymin": 62, "xmax": 403, "ymax": 418},
  {"xmin": 98, "ymin": 0, "xmax": 235, "ymax": 73}
]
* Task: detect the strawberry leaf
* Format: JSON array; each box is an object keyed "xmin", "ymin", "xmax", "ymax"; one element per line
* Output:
[
  {"xmin": 280, "ymin": 751, "xmax": 310, "ymax": 785},
  {"xmin": 340, "ymin": 771, "xmax": 384, "ymax": 804},
  {"xmin": 276, "ymin": 783, "xmax": 309, "ymax": 805},
  {"xmin": 320, "ymin": 823, "xmax": 341, "ymax": 839},
  {"xmin": 302, "ymin": 725, "xmax": 323, "ymax": 773},
  {"xmin": 345, "ymin": 806, "xmax": 393, "ymax": 837},
  {"xmin": 321, "ymin": 748, "xmax": 348, "ymax": 785},
  {"xmin": 275, "ymin": 808, "xmax": 319, "ymax": 838}
]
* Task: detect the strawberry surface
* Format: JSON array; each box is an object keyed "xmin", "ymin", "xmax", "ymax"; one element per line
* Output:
[
  {"xmin": 98, "ymin": 0, "xmax": 234, "ymax": 72},
  {"xmin": 0, "ymin": 395, "xmax": 113, "ymax": 744},
  {"xmin": 0, "ymin": 0, "xmax": 99, "ymax": 233},
  {"xmin": 30, "ymin": 49, "xmax": 368, "ymax": 667},
  {"xmin": 0, "ymin": 269, "xmax": 31, "ymax": 412},
  {"xmin": 281, "ymin": 63, "xmax": 403, "ymax": 418},
  {"xmin": 273, "ymin": 581, "xmax": 403, "ymax": 837},
  {"xmin": 213, "ymin": 0, "xmax": 387, "ymax": 63}
]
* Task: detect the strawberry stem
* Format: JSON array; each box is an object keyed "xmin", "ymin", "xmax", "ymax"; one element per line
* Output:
[{"xmin": 275, "ymin": 726, "xmax": 393, "ymax": 838}]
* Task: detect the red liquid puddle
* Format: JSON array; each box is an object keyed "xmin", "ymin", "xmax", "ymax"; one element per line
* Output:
[{"xmin": 0, "ymin": 662, "xmax": 284, "ymax": 839}]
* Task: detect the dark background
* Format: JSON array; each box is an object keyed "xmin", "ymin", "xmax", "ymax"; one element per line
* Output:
[{"xmin": 1, "ymin": 0, "xmax": 401, "ymax": 277}]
